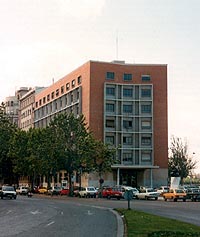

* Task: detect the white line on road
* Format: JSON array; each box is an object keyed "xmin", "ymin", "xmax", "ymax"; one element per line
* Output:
[
  {"xmin": 30, "ymin": 210, "xmax": 40, "ymax": 215},
  {"xmin": 87, "ymin": 210, "xmax": 93, "ymax": 215},
  {"xmin": 46, "ymin": 221, "xmax": 55, "ymax": 227},
  {"xmin": 6, "ymin": 210, "xmax": 12, "ymax": 214}
]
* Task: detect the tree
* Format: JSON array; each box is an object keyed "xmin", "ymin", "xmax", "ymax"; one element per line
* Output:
[
  {"xmin": 168, "ymin": 136, "xmax": 197, "ymax": 185},
  {"xmin": 0, "ymin": 102, "xmax": 17, "ymax": 184},
  {"xmin": 91, "ymin": 140, "xmax": 117, "ymax": 197},
  {"xmin": 49, "ymin": 113, "xmax": 94, "ymax": 195}
]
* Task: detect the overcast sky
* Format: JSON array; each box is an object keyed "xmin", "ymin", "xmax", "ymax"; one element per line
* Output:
[{"xmin": 0, "ymin": 0, "xmax": 200, "ymax": 173}]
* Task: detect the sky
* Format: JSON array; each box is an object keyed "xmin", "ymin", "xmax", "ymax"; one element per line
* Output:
[{"xmin": 0, "ymin": 0, "xmax": 200, "ymax": 173}]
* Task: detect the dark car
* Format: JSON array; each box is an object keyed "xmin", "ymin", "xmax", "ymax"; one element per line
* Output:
[{"xmin": 0, "ymin": 186, "xmax": 17, "ymax": 199}]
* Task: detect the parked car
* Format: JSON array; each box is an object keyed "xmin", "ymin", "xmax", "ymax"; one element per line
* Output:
[
  {"xmin": 163, "ymin": 188, "xmax": 187, "ymax": 202},
  {"xmin": 135, "ymin": 188, "xmax": 159, "ymax": 200},
  {"xmin": 18, "ymin": 186, "xmax": 29, "ymax": 195},
  {"xmin": 121, "ymin": 186, "xmax": 139, "ymax": 199},
  {"xmin": 79, "ymin": 187, "xmax": 97, "ymax": 198},
  {"xmin": 46, "ymin": 186, "xmax": 62, "ymax": 196},
  {"xmin": 102, "ymin": 186, "xmax": 123, "ymax": 200},
  {"xmin": 60, "ymin": 188, "xmax": 70, "ymax": 196},
  {"xmin": 186, "ymin": 188, "xmax": 200, "ymax": 202},
  {"xmin": 156, "ymin": 186, "xmax": 169, "ymax": 196},
  {"xmin": 73, "ymin": 186, "xmax": 84, "ymax": 197},
  {"xmin": 38, "ymin": 187, "xmax": 47, "ymax": 194},
  {"xmin": 0, "ymin": 185, "xmax": 17, "ymax": 199}
]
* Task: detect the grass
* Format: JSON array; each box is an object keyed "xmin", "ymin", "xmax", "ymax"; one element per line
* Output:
[{"xmin": 117, "ymin": 209, "xmax": 200, "ymax": 237}]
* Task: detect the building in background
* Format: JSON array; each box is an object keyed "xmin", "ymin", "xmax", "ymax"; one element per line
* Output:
[
  {"xmin": 34, "ymin": 60, "xmax": 168, "ymax": 188},
  {"xmin": 19, "ymin": 87, "xmax": 45, "ymax": 131},
  {"xmin": 4, "ymin": 87, "xmax": 30, "ymax": 126}
]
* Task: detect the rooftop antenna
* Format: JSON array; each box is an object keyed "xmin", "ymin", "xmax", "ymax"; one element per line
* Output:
[
  {"xmin": 116, "ymin": 30, "xmax": 118, "ymax": 60},
  {"xmin": 52, "ymin": 78, "xmax": 54, "ymax": 84}
]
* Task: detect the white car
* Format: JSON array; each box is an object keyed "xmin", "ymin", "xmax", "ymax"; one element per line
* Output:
[
  {"xmin": 18, "ymin": 186, "xmax": 29, "ymax": 195},
  {"xmin": 136, "ymin": 188, "xmax": 159, "ymax": 200},
  {"xmin": 122, "ymin": 186, "xmax": 139, "ymax": 199},
  {"xmin": 0, "ymin": 186, "xmax": 17, "ymax": 199},
  {"xmin": 156, "ymin": 186, "xmax": 169, "ymax": 196},
  {"xmin": 79, "ymin": 187, "xmax": 97, "ymax": 198}
]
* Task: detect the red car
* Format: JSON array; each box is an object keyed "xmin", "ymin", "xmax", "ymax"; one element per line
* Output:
[
  {"xmin": 102, "ymin": 187, "xmax": 123, "ymax": 200},
  {"xmin": 60, "ymin": 188, "xmax": 70, "ymax": 196}
]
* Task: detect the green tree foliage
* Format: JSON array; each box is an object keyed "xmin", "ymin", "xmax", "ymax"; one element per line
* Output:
[
  {"xmin": 168, "ymin": 136, "xmax": 197, "ymax": 185},
  {"xmin": 0, "ymin": 102, "xmax": 17, "ymax": 184},
  {"xmin": 49, "ymin": 113, "xmax": 94, "ymax": 194}
]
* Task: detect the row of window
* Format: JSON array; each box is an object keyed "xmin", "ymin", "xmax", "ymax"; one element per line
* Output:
[
  {"xmin": 106, "ymin": 72, "xmax": 151, "ymax": 81},
  {"xmin": 122, "ymin": 151, "xmax": 152, "ymax": 163},
  {"xmin": 105, "ymin": 135, "xmax": 152, "ymax": 146},
  {"xmin": 35, "ymin": 76, "xmax": 82, "ymax": 108},
  {"xmin": 106, "ymin": 87, "xmax": 151, "ymax": 98},
  {"xmin": 106, "ymin": 119, "xmax": 151, "ymax": 130},
  {"xmin": 106, "ymin": 103, "xmax": 151, "ymax": 114}
]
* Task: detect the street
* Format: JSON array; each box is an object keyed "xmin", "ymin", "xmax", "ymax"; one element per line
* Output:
[
  {"xmin": 1, "ymin": 194, "xmax": 200, "ymax": 237},
  {"xmin": 0, "ymin": 195, "xmax": 120, "ymax": 237}
]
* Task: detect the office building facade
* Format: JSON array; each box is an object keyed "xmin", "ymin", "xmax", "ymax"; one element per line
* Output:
[{"xmin": 34, "ymin": 60, "xmax": 168, "ymax": 188}]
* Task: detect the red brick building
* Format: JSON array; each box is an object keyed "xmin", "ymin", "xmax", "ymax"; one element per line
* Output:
[{"xmin": 34, "ymin": 60, "xmax": 168, "ymax": 188}]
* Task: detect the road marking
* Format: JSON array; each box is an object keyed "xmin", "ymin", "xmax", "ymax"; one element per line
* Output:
[
  {"xmin": 46, "ymin": 221, "xmax": 55, "ymax": 227},
  {"xmin": 6, "ymin": 210, "xmax": 12, "ymax": 214},
  {"xmin": 61, "ymin": 211, "xmax": 64, "ymax": 215},
  {"xmin": 87, "ymin": 210, "xmax": 93, "ymax": 215},
  {"xmin": 30, "ymin": 210, "xmax": 40, "ymax": 215}
]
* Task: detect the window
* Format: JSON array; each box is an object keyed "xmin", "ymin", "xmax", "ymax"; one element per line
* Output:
[
  {"xmin": 142, "ymin": 75, "xmax": 151, "ymax": 81},
  {"xmin": 43, "ymin": 97, "xmax": 46, "ymax": 103},
  {"xmin": 123, "ymin": 120, "xmax": 132, "ymax": 129},
  {"xmin": 141, "ymin": 120, "xmax": 151, "ymax": 129},
  {"xmin": 61, "ymin": 86, "xmax": 64, "ymax": 94},
  {"xmin": 106, "ymin": 103, "xmax": 115, "ymax": 112},
  {"xmin": 106, "ymin": 72, "xmax": 115, "ymax": 80},
  {"xmin": 123, "ymin": 88, "xmax": 133, "ymax": 97},
  {"xmin": 123, "ymin": 153, "xmax": 132, "ymax": 162},
  {"xmin": 36, "ymin": 102, "xmax": 38, "ymax": 108},
  {"xmin": 106, "ymin": 120, "xmax": 115, "ymax": 128},
  {"xmin": 78, "ymin": 76, "xmax": 82, "ymax": 84},
  {"xmin": 72, "ymin": 80, "xmax": 75, "ymax": 87},
  {"xmin": 141, "ymin": 89, "xmax": 151, "ymax": 97},
  {"xmin": 56, "ymin": 89, "xmax": 59, "ymax": 97},
  {"xmin": 141, "ymin": 137, "xmax": 151, "ymax": 145},
  {"xmin": 141, "ymin": 151, "xmax": 151, "ymax": 161},
  {"xmin": 39, "ymin": 99, "xmax": 42, "ymax": 106},
  {"xmin": 51, "ymin": 91, "xmax": 54, "ymax": 99},
  {"xmin": 141, "ymin": 104, "xmax": 151, "ymax": 113},
  {"xmin": 47, "ymin": 94, "xmax": 50, "ymax": 101},
  {"xmin": 123, "ymin": 104, "xmax": 132, "ymax": 113},
  {"xmin": 106, "ymin": 87, "xmax": 115, "ymax": 96},
  {"xmin": 66, "ymin": 83, "xmax": 70, "ymax": 90},
  {"xmin": 105, "ymin": 136, "xmax": 114, "ymax": 145},
  {"xmin": 123, "ymin": 136, "xmax": 132, "ymax": 145},
  {"xmin": 123, "ymin": 73, "xmax": 132, "ymax": 81}
]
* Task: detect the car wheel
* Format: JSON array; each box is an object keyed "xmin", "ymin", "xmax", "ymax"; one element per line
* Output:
[
  {"xmin": 145, "ymin": 196, "xmax": 148, "ymax": 200},
  {"xmin": 174, "ymin": 198, "xmax": 177, "ymax": 202},
  {"xmin": 107, "ymin": 195, "xmax": 111, "ymax": 199},
  {"xmin": 164, "ymin": 198, "xmax": 167, "ymax": 201},
  {"xmin": 136, "ymin": 196, "xmax": 139, "ymax": 200},
  {"xmin": 117, "ymin": 197, "xmax": 120, "ymax": 200},
  {"xmin": 155, "ymin": 197, "xmax": 158, "ymax": 200},
  {"xmin": 183, "ymin": 199, "xmax": 186, "ymax": 202}
]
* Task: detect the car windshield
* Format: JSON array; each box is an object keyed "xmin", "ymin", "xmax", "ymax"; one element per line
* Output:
[
  {"xmin": 175, "ymin": 189, "xmax": 184, "ymax": 193},
  {"xmin": 147, "ymin": 189, "xmax": 154, "ymax": 192},
  {"xmin": 3, "ymin": 186, "xmax": 14, "ymax": 191},
  {"xmin": 88, "ymin": 187, "xmax": 95, "ymax": 191}
]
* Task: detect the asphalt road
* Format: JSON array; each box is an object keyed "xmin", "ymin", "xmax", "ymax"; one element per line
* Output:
[
  {"xmin": 0, "ymin": 195, "xmax": 121, "ymax": 237},
  {"xmin": 1, "ymin": 195, "xmax": 200, "ymax": 237}
]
